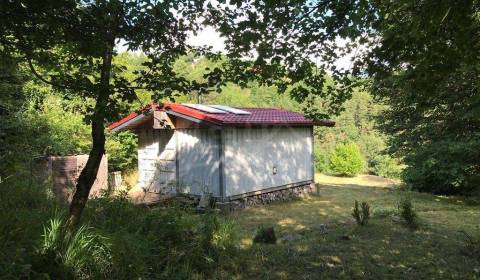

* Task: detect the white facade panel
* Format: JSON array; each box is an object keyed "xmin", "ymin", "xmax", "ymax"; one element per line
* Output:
[
  {"xmin": 223, "ymin": 126, "xmax": 313, "ymax": 197},
  {"xmin": 137, "ymin": 129, "xmax": 176, "ymax": 193},
  {"xmin": 177, "ymin": 129, "xmax": 220, "ymax": 197}
]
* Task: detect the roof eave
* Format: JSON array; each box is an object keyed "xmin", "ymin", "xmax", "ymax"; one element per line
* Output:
[{"xmin": 108, "ymin": 109, "xmax": 153, "ymax": 133}]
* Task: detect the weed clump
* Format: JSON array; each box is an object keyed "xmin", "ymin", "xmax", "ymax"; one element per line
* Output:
[
  {"xmin": 253, "ymin": 226, "xmax": 277, "ymax": 244},
  {"xmin": 352, "ymin": 200, "xmax": 370, "ymax": 226},
  {"xmin": 34, "ymin": 213, "xmax": 112, "ymax": 279},
  {"xmin": 398, "ymin": 195, "xmax": 418, "ymax": 229}
]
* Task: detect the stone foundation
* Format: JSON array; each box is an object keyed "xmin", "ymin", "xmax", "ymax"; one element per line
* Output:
[{"xmin": 218, "ymin": 183, "xmax": 315, "ymax": 211}]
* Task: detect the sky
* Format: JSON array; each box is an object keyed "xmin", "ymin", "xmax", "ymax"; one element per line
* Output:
[
  {"xmin": 116, "ymin": 26, "xmax": 354, "ymax": 70},
  {"xmin": 115, "ymin": 26, "xmax": 225, "ymax": 53},
  {"xmin": 186, "ymin": 26, "xmax": 226, "ymax": 53}
]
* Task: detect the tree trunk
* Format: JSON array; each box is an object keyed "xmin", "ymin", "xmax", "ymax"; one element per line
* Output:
[{"xmin": 67, "ymin": 39, "xmax": 114, "ymax": 227}]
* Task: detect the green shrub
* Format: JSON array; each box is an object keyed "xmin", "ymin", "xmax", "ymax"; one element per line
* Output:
[
  {"xmin": 329, "ymin": 143, "xmax": 365, "ymax": 176},
  {"xmin": 352, "ymin": 200, "xmax": 371, "ymax": 226},
  {"xmin": 370, "ymin": 154, "xmax": 402, "ymax": 179},
  {"xmin": 106, "ymin": 131, "xmax": 138, "ymax": 172},
  {"xmin": 401, "ymin": 139, "xmax": 480, "ymax": 195},
  {"xmin": 253, "ymin": 226, "xmax": 277, "ymax": 244},
  {"xmin": 398, "ymin": 195, "xmax": 418, "ymax": 229},
  {"xmin": 0, "ymin": 180, "xmax": 59, "ymax": 278},
  {"xmin": 2, "ymin": 93, "xmax": 91, "ymax": 176},
  {"xmin": 87, "ymin": 196, "xmax": 238, "ymax": 279},
  {"xmin": 212, "ymin": 219, "xmax": 237, "ymax": 251}
]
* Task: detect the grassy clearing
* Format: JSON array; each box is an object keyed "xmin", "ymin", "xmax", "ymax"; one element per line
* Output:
[{"xmin": 221, "ymin": 174, "xmax": 480, "ymax": 279}]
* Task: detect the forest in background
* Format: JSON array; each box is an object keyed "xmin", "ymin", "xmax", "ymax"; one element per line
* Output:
[{"xmin": 1, "ymin": 51, "xmax": 400, "ymax": 182}]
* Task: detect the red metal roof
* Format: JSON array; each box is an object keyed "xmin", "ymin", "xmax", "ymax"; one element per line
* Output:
[{"xmin": 108, "ymin": 103, "xmax": 335, "ymax": 131}]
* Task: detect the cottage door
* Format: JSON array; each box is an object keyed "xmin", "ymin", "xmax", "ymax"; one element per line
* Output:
[{"xmin": 150, "ymin": 130, "xmax": 176, "ymax": 194}]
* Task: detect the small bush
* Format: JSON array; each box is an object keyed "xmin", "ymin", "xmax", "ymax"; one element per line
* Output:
[
  {"xmin": 329, "ymin": 143, "xmax": 365, "ymax": 176},
  {"xmin": 212, "ymin": 219, "xmax": 237, "ymax": 251},
  {"xmin": 85, "ymin": 196, "xmax": 238, "ymax": 278},
  {"xmin": 398, "ymin": 195, "xmax": 418, "ymax": 229},
  {"xmin": 253, "ymin": 226, "xmax": 277, "ymax": 244},
  {"xmin": 352, "ymin": 200, "xmax": 370, "ymax": 226}
]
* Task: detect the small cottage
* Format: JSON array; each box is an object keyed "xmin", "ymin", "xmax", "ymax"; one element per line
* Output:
[{"xmin": 108, "ymin": 103, "xmax": 334, "ymax": 202}]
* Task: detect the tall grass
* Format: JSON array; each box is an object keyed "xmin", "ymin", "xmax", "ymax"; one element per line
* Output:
[
  {"xmin": 0, "ymin": 179, "xmax": 237, "ymax": 279},
  {"xmin": 37, "ymin": 213, "xmax": 112, "ymax": 278}
]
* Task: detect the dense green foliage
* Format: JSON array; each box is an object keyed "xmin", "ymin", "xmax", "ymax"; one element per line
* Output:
[
  {"xmin": 0, "ymin": 181, "xmax": 237, "ymax": 279},
  {"xmin": 106, "ymin": 131, "xmax": 138, "ymax": 172},
  {"xmin": 329, "ymin": 143, "xmax": 365, "ymax": 176},
  {"xmin": 370, "ymin": 155, "xmax": 402, "ymax": 180},
  {"xmin": 0, "ymin": 57, "xmax": 91, "ymax": 177},
  {"xmin": 0, "ymin": 56, "xmax": 137, "ymax": 176},
  {"xmin": 365, "ymin": 1, "xmax": 480, "ymax": 194},
  {"xmin": 314, "ymin": 91, "xmax": 401, "ymax": 178}
]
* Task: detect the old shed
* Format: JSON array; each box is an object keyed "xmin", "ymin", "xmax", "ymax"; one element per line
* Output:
[{"xmin": 108, "ymin": 103, "xmax": 334, "ymax": 201}]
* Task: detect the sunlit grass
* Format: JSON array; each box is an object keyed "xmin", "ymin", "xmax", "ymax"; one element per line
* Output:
[{"xmin": 221, "ymin": 174, "xmax": 480, "ymax": 279}]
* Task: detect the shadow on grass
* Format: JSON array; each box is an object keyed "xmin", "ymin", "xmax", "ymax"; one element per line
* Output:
[{"xmin": 223, "ymin": 181, "xmax": 480, "ymax": 280}]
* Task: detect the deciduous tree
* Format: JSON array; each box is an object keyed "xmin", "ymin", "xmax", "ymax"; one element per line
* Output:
[{"xmin": 0, "ymin": 0, "xmax": 206, "ymax": 225}]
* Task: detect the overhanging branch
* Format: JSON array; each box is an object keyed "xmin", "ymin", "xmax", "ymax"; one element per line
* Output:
[{"xmin": 26, "ymin": 57, "xmax": 71, "ymax": 90}]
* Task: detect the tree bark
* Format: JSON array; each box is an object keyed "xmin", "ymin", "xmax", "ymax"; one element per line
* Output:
[{"xmin": 67, "ymin": 38, "xmax": 114, "ymax": 227}]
